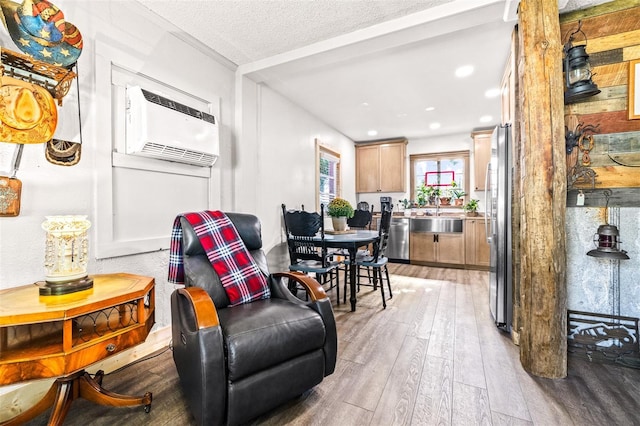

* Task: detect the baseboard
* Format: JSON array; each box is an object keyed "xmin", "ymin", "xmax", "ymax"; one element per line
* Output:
[{"xmin": 0, "ymin": 325, "xmax": 172, "ymax": 422}]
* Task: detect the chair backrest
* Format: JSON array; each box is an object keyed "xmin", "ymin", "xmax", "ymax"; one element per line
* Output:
[
  {"xmin": 356, "ymin": 201, "xmax": 369, "ymax": 211},
  {"xmin": 347, "ymin": 209, "xmax": 372, "ymax": 229},
  {"xmin": 181, "ymin": 212, "xmax": 269, "ymax": 308},
  {"xmin": 371, "ymin": 207, "xmax": 392, "ymax": 261},
  {"xmin": 282, "ymin": 204, "xmax": 329, "ymax": 267}
]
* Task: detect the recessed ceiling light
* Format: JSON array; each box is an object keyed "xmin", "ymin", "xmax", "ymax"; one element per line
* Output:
[
  {"xmin": 360, "ymin": 102, "xmax": 370, "ymax": 107},
  {"xmin": 429, "ymin": 122, "xmax": 441, "ymax": 130},
  {"xmin": 479, "ymin": 115, "xmax": 493, "ymax": 123},
  {"xmin": 397, "ymin": 113, "xmax": 407, "ymax": 118},
  {"xmin": 367, "ymin": 130, "xmax": 378, "ymax": 136},
  {"xmin": 425, "ymin": 106, "xmax": 435, "ymax": 112},
  {"xmin": 485, "ymin": 88, "xmax": 501, "ymax": 98},
  {"xmin": 455, "ymin": 65, "xmax": 474, "ymax": 78}
]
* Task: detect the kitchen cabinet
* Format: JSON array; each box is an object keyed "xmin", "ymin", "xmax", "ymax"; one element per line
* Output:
[
  {"xmin": 465, "ymin": 218, "xmax": 490, "ymax": 268},
  {"xmin": 472, "ymin": 130, "xmax": 492, "ymax": 191},
  {"xmin": 356, "ymin": 139, "xmax": 406, "ymax": 193},
  {"xmin": 410, "ymin": 232, "xmax": 465, "ymax": 265}
]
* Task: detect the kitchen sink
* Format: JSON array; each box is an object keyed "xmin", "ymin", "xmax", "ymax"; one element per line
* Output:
[{"xmin": 410, "ymin": 217, "xmax": 464, "ymax": 233}]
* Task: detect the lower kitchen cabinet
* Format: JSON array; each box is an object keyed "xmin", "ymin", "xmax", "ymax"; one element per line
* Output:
[
  {"xmin": 465, "ymin": 218, "xmax": 490, "ymax": 267},
  {"xmin": 410, "ymin": 232, "xmax": 465, "ymax": 265}
]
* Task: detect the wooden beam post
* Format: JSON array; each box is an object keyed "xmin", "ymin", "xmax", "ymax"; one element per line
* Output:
[{"xmin": 517, "ymin": 0, "xmax": 568, "ymax": 378}]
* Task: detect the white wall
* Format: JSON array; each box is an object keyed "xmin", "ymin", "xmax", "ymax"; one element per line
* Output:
[
  {"xmin": 0, "ymin": 0, "xmax": 356, "ymax": 331},
  {"xmin": 356, "ymin": 131, "xmax": 486, "ymax": 213},
  {"xmin": 236, "ymin": 79, "xmax": 356, "ymax": 252},
  {"xmin": 0, "ymin": 1, "xmax": 235, "ymax": 331}
]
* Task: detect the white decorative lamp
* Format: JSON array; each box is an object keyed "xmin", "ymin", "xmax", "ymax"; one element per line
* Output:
[{"xmin": 39, "ymin": 215, "xmax": 93, "ymax": 295}]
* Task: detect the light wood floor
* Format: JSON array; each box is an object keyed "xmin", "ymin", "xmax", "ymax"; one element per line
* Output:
[{"xmin": 26, "ymin": 263, "xmax": 640, "ymax": 425}]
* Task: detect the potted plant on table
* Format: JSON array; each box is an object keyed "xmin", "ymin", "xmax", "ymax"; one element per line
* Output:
[
  {"xmin": 327, "ymin": 198, "xmax": 354, "ymax": 231},
  {"xmin": 463, "ymin": 199, "xmax": 480, "ymax": 216},
  {"xmin": 400, "ymin": 198, "xmax": 413, "ymax": 216},
  {"xmin": 439, "ymin": 187, "xmax": 452, "ymax": 206},
  {"xmin": 450, "ymin": 182, "xmax": 466, "ymax": 206}
]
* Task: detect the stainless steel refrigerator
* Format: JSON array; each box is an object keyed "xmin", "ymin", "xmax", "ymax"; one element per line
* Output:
[{"xmin": 485, "ymin": 124, "xmax": 512, "ymax": 331}]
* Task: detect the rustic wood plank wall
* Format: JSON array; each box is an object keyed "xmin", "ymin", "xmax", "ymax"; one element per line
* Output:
[{"xmin": 561, "ymin": 2, "xmax": 640, "ymax": 189}]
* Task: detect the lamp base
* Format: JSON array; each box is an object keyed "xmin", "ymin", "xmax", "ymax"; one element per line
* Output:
[
  {"xmin": 38, "ymin": 277, "xmax": 94, "ymax": 296},
  {"xmin": 564, "ymin": 81, "xmax": 601, "ymax": 104}
]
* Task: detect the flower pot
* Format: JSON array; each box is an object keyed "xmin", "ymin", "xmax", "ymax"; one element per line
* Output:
[
  {"xmin": 465, "ymin": 211, "xmax": 478, "ymax": 217},
  {"xmin": 439, "ymin": 197, "xmax": 451, "ymax": 206},
  {"xmin": 454, "ymin": 198, "xmax": 464, "ymax": 206},
  {"xmin": 331, "ymin": 216, "xmax": 348, "ymax": 231}
]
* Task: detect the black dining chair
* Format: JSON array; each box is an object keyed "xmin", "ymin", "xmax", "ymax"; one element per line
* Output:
[
  {"xmin": 347, "ymin": 207, "xmax": 372, "ymax": 230},
  {"xmin": 344, "ymin": 207, "xmax": 393, "ymax": 308},
  {"xmin": 282, "ymin": 204, "xmax": 341, "ymax": 304}
]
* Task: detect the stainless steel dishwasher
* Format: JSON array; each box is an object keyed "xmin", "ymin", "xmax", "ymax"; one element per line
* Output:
[{"xmin": 387, "ymin": 217, "xmax": 410, "ymax": 262}]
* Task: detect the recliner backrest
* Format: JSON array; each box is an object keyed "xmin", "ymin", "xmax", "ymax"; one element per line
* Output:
[{"xmin": 181, "ymin": 212, "xmax": 269, "ymax": 308}]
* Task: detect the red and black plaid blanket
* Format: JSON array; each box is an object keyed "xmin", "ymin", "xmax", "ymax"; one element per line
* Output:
[{"xmin": 168, "ymin": 211, "xmax": 270, "ymax": 306}]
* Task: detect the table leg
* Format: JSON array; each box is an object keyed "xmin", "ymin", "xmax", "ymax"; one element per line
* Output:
[
  {"xmin": 349, "ymin": 247, "xmax": 357, "ymax": 311},
  {"xmin": 0, "ymin": 370, "xmax": 152, "ymax": 426}
]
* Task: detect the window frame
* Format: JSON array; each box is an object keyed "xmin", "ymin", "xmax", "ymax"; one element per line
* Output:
[
  {"xmin": 409, "ymin": 150, "xmax": 470, "ymax": 202},
  {"xmin": 316, "ymin": 141, "xmax": 341, "ymax": 212}
]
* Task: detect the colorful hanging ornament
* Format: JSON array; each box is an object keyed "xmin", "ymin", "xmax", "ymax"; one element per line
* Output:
[{"xmin": 0, "ymin": 0, "xmax": 83, "ymax": 68}]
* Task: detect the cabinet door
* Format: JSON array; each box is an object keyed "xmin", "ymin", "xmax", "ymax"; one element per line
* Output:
[
  {"xmin": 379, "ymin": 143, "xmax": 405, "ymax": 192},
  {"xmin": 473, "ymin": 131, "xmax": 492, "ymax": 191},
  {"xmin": 410, "ymin": 232, "xmax": 436, "ymax": 263},
  {"xmin": 474, "ymin": 219, "xmax": 490, "ymax": 266},
  {"xmin": 436, "ymin": 233, "xmax": 465, "ymax": 265},
  {"xmin": 356, "ymin": 145, "xmax": 381, "ymax": 192},
  {"xmin": 465, "ymin": 219, "xmax": 477, "ymax": 265}
]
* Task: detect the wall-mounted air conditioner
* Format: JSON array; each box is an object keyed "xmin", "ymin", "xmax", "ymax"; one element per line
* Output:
[{"xmin": 124, "ymin": 86, "xmax": 219, "ymax": 167}]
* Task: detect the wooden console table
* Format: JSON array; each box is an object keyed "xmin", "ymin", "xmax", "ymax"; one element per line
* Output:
[{"xmin": 0, "ymin": 273, "xmax": 155, "ymax": 425}]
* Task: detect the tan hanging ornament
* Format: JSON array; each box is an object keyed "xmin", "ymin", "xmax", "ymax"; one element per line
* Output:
[
  {"xmin": 0, "ymin": 143, "xmax": 24, "ymax": 216},
  {"xmin": 0, "ymin": 75, "xmax": 58, "ymax": 143}
]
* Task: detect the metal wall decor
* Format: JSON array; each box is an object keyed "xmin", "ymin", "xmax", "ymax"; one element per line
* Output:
[
  {"xmin": 0, "ymin": 48, "xmax": 76, "ymax": 104},
  {"xmin": 568, "ymin": 310, "xmax": 640, "ymax": 367},
  {"xmin": 566, "ymin": 122, "xmax": 599, "ymax": 189}
]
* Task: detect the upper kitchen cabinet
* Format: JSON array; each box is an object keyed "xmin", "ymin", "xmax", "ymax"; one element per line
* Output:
[
  {"xmin": 356, "ymin": 139, "xmax": 407, "ymax": 193},
  {"xmin": 472, "ymin": 130, "xmax": 492, "ymax": 191}
]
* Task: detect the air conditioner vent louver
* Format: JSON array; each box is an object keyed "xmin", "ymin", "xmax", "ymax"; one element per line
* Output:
[
  {"xmin": 140, "ymin": 88, "xmax": 216, "ymax": 125},
  {"xmin": 124, "ymin": 86, "xmax": 219, "ymax": 166},
  {"xmin": 140, "ymin": 143, "xmax": 215, "ymax": 167}
]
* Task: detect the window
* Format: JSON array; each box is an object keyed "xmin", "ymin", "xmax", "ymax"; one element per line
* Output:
[
  {"xmin": 317, "ymin": 142, "xmax": 341, "ymax": 210},
  {"xmin": 409, "ymin": 150, "xmax": 469, "ymax": 201}
]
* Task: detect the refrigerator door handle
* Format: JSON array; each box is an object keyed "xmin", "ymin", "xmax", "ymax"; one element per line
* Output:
[{"xmin": 484, "ymin": 162, "xmax": 492, "ymax": 244}]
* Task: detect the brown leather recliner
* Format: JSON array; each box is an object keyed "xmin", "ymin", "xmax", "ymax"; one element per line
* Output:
[{"xmin": 170, "ymin": 212, "xmax": 337, "ymax": 425}]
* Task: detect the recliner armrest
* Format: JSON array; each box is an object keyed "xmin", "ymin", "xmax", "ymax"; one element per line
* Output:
[
  {"xmin": 272, "ymin": 271, "xmax": 327, "ymax": 301},
  {"xmin": 175, "ymin": 287, "xmax": 220, "ymax": 329}
]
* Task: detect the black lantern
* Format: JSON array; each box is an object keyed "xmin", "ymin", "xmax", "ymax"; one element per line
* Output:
[
  {"xmin": 563, "ymin": 21, "xmax": 601, "ymax": 104},
  {"xmin": 586, "ymin": 190, "xmax": 629, "ymax": 260}
]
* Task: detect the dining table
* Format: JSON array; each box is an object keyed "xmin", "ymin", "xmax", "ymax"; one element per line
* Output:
[{"xmin": 313, "ymin": 229, "xmax": 379, "ymax": 312}]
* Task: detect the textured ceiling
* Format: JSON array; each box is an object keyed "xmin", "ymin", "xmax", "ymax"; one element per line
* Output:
[
  {"xmin": 135, "ymin": 0, "xmax": 614, "ymax": 140},
  {"xmin": 135, "ymin": 0, "xmax": 453, "ymax": 65}
]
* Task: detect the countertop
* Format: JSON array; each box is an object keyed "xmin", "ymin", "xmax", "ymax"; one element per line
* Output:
[{"xmin": 373, "ymin": 213, "xmax": 485, "ymax": 220}]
